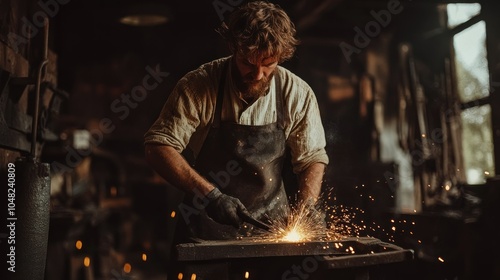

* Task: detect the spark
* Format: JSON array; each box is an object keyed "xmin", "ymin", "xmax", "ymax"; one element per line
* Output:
[
  {"xmin": 244, "ymin": 192, "xmax": 369, "ymax": 242},
  {"xmin": 282, "ymin": 228, "xmax": 302, "ymax": 242},
  {"xmin": 123, "ymin": 263, "xmax": 131, "ymax": 273},
  {"xmin": 84, "ymin": 257, "xmax": 90, "ymax": 267},
  {"xmin": 75, "ymin": 240, "xmax": 82, "ymax": 250},
  {"xmin": 260, "ymin": 201, "xmax": 328, "ymax": 242},
  {"xmin": 238, "ymin": 187, "xmax": 415, "ymax": 244}
]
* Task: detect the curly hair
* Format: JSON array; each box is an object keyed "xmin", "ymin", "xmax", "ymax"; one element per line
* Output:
[{"xmin": 217, "ymin": 1, "xmax": 299, "ymax": 63}]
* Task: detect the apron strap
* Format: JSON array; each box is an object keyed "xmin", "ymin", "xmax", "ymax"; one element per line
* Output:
[
  {"xmin": 275, "ymin": 69, "xmax": 286, "ymax": 130},
  {"xmin": 212, "ymin": 59, "xmax": 229, "ymax": 128}
]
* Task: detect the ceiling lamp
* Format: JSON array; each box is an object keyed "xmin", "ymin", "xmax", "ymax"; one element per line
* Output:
[{"xmin": 119, "ymin": 2, "xmax": 172, "ymax": 27}]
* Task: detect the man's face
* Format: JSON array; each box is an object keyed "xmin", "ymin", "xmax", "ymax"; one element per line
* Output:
[{"xmin": 233, "ymin": 54, "xmax": 278, "ymax": 99}]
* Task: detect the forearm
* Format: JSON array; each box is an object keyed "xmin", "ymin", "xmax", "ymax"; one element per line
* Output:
[
  {"xmin": 297, "ymin": 162, "xmax": 326, "ymax": 204},
  {"xmin": 145, "ymin": 144, "xmax": 214, "ymax": 196}
]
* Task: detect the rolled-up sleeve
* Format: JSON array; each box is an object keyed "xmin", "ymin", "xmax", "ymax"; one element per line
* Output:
[
  {"xmin": 287, "ymin": 87, "xmax": 329, "ymax": 174},
  {"xmin": 144, "ymin": 76, "xmax": 201, "ymax": 152}
]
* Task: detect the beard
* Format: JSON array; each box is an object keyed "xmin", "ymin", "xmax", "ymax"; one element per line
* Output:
[{"xmin": 233, "ymin": 66, "xmax": 275, "ymax": 100}]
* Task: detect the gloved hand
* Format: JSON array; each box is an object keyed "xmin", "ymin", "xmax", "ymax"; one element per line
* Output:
[{"xmin": 205, "ymin": 188, "xmax": 251, "ymax": 228}]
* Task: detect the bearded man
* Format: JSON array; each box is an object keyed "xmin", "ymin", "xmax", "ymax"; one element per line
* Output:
[{"xmin": 144, "ymin": 1, "xmax": 329, "ymax": 242}]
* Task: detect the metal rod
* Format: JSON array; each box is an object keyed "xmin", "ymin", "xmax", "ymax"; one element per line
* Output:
[
  {"xmin": 238, "ymin": 211, "xmax": 271, "ymax": 232},
  {"xmin": 30, "ymin": 17, "xmax": 50, "ymax": 158}
]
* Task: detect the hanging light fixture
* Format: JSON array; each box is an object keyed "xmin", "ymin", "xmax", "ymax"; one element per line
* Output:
[{"xmin": 119, "ymin": 2, "xmax": 172, "ymax": 27}]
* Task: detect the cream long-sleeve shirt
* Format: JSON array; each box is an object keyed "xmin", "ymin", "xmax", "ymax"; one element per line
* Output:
[{"xmin": 144, "ymin": 56, "xmax": 329, "ymax": 174}]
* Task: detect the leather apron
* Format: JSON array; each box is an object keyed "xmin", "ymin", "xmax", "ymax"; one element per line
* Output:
[{"xmin": 181, "ymin": 60, "xmax": 289, "ymax": 240}]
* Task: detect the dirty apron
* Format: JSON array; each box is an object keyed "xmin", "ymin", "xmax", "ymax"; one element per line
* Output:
[{"xmin": 183, "ymin": 61, "xmax": 289, "ymax": 240}]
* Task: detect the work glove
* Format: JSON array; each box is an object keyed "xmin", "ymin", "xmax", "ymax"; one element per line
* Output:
[{"xmin": 205, "ymin": 188, "xmax": 251, "ymax": 228}]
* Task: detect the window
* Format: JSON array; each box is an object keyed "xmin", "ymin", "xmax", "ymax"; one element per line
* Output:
[{"xmin": 447, "ymin": 3, "xmax": 495, "ymax": 184}]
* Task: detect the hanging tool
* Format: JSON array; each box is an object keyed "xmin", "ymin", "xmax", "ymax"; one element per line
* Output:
[
  {"xmin": 14, "ymin": 17, "xmax": 51, "ymax": 280},
  {"xmin": 30, "ymin": 18, "xmax": 50, "ymax": 158}
]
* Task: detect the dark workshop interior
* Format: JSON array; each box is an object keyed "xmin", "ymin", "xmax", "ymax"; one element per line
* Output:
[{"xmin": 1, "ymin": 0, "xmax": 500, "ymax": 279}]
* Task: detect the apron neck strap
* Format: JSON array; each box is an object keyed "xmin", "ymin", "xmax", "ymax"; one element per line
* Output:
[
  {"xmin": 213, "ymin": 59, "xmax": 229, "ymax": 128},
  {"xmin": 274, "ymin": 69, "xmax": 285, "ymax": 129}
]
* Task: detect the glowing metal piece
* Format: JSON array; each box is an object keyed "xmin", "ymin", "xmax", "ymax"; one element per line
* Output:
[{"xmin": 282, "ymin": 228, "xmax": 303, "ymax": 242}]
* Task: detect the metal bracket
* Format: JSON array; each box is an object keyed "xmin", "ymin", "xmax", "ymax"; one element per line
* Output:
[{"xmin": 0, "ymin": 70, "xmax": 68, "ymax": 153}]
